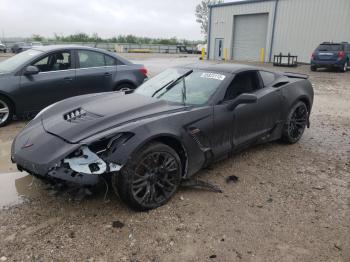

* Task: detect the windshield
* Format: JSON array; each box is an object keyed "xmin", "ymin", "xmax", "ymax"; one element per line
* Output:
[
  {"xmin": 0, "ymin": 49, "xmax": 42, "ymax": 74},
  {"xmin": 317, "ymin": 44, "xmax": 343, "ymax": 52},
  {"xmin": 135, "ymin": 68, "xmax": 226, "ymax": 105}
]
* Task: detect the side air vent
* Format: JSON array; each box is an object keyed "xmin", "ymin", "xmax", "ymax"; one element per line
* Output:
[
  {"xmin": 188, "ymin": 127, "xmax": 210, "ymax": 150},
  {"xmin": 273, "ymin": 81, "xmax": 289, "ymax": 88},
  {"xmin": 64, "ymin": 108, "xmax": 102, "ymax": 123}
]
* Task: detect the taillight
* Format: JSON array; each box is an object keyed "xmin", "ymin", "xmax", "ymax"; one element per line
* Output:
[
  {"xmin": 140, "ymin": 67, "xmax": 148, "ymax": 77},
  {"xmin": 311, "ymin": 52, "xmax": 316, "ymax": 59},
  {"xmin": 339, "ymin": 51, "xmax": 345, "ymax": 60}
]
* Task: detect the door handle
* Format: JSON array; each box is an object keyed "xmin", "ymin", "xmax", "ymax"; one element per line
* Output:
[{"xmin": 104, "ymin": 72, "xmax": 112, "ymax": 77}]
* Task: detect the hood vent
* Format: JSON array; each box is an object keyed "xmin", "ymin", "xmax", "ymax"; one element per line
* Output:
[{"xmin": 64, "ymin": 108, "xmax": 102, "ymax": 123}]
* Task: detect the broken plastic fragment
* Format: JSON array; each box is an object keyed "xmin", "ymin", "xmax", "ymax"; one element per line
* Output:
[{"xmin": 64, "ymin": 146, "xmax": 107, "ymax": 175}]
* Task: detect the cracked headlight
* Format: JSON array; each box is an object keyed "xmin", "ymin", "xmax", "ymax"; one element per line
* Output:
[{"xmin": 89, "ymin": 132, "xmax": 134, "ymax": 155}]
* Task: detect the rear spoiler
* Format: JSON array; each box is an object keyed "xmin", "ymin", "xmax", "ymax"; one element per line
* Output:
[{"xmin": 283, "ymin": 72, "xmax": 309, "ymax": 79}]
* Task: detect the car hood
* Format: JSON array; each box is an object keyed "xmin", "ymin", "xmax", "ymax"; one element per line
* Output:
[{"xmin": 41, "ymin": 92, "xmax": 185, "ymax": 143}]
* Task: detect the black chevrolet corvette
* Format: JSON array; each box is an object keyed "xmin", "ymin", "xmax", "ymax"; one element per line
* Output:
[{"xmin": 11, "ymin": 63, "xmax": 314, "ymax": 210}]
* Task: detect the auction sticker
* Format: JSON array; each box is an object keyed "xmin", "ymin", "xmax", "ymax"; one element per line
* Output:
[{"xmin": 200, "ymin": 73, "xmax": 226, "ymax": 81}]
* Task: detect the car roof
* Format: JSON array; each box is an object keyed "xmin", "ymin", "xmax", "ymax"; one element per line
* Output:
[
  {"xmin": 30, "ymin": 45, "xmax": 132, "ymax": 65},
  {"xmin": 31, "ymin": 44, "xmax": 106, "ymax": 52},
  {"xmin": 182, "ymin": 63, "xmax": 261, "ymax": 74}
]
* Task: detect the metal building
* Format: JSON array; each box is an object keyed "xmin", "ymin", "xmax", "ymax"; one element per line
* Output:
[{"xmin": 207, "ymin": 0, "xmax": 350, "ymax": 63}]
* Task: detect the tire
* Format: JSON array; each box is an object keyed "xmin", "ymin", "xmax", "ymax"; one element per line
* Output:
[
  {"xmin": 310, "ymin": 66, "xmax": 317, "ymax": 72},
  {"xmin": 112, "ymin": 142, "xmax": 182, "ymax": 211},
  {"xmin": 114, "ymin": 83, "xmax": 135, "ymax": 92},
  {"xmin": 341, "ymin": 61, "xmax": 348, "ymax": 73},
  {"xmin": 0, "ymin": 95, "xmax": 14, "ymax": 128},
  {"xmin": 282, "ymin": 101, "xmax": 308, "ymax": 144}
]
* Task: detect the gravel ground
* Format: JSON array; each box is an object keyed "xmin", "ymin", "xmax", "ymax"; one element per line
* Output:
[{"xmin": 0, "ymin": 53, "xmax": 349, "ymax": 262}]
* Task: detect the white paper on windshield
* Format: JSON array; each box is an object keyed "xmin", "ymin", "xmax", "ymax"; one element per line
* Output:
[{"xmin": 200, "ymin": 73, "xmax": 226, "ymax": 81}]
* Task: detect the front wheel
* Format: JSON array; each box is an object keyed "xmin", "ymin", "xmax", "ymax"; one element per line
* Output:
[
  {"xmin": 112, "ymin": 143, "xmax": 182, "ymax": 211},
  {"xmin": 0, "ymin": 96, "xmax": 13, "ymax": 128},
  {"xmin": 310, "ymin": 66, "xmax": 317, "ymax": 72},
  {"xmin": 282, "ymin": 101, "xmax": 308, "ymax": 144}
]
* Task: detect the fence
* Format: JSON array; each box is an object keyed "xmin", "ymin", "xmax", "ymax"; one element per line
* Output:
[{"xmin": 2, "ymin": 41, "xmax": 198, "ymax": 54}]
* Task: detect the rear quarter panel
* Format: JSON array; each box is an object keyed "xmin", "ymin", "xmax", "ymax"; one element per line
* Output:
[
  {"xmin": 114, "ymin": 64, "xmax": 146, "ymax": 89},
  {"xmin": 280, "ymin": 79, "xmax": 314, "ymax": 120}
]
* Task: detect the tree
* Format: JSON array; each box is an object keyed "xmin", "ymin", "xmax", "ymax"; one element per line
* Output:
[
  {"xmin": 195, "ymin": 0, "xmax": 223, "ymax": 39},
  {"xmin": 32, "ymin": 34, "xmax": 43, "ymax": 41}
]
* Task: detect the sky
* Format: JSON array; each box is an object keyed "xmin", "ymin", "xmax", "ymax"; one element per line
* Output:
[{"xmin": 0, "ymin": 0, "xmax": 238, "ymax": 40}]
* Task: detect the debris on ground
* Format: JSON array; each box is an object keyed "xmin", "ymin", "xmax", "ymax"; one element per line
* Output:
[
  {"xmin": 112, "ymin": 221, "xmax": 125, "ymax": 229},
  {"xmin": 334, "ymin": 244, "xmax": 342, "ymax": 251},
  {"xmin": 226, "ymin": 175, "xmax": 239, "ymax": 184},
  {"xmin": 312, "ymin": 186, "xmax": 326, "ymax": 190},
  {"xmin": 182, "ymin": 178, "xmax": 222, "ymax": 193},
  {"xmin": 209, "ymin": 255, "xmax": 217, "ymax": 259}
]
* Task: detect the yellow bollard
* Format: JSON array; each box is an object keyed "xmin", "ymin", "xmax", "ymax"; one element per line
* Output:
[
  {"xmin": 224, "ymin": 48, "xmax": 228, "ymax": 62},
  {"xmin": 201, "ymin": 47, "xmax": 206, "ymax": 60},
  {"xmin": 260, "ymin": 48, "xmax": 265, "ymax": 63}
]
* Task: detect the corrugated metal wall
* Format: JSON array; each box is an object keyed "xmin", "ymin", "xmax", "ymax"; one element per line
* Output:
[
  {"xmin": 273, "ymin": 0, "xmax": 350, "ymax": 62},
  {"xmin": 209, "ymin": 0, "xmax": 350, "ymax": 63}
]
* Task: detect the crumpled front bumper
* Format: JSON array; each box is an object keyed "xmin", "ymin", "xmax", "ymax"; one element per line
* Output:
[{"xmin": 11, "ymin": 120, "xmax": 101, "ymax": 185}]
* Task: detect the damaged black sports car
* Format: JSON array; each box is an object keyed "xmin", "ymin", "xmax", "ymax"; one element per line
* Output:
[{"xmin": 11, "ymin": 64, "xmax": 314, "ymax": 210}]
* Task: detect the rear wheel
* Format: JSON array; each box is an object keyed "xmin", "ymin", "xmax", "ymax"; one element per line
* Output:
[
  {"xmin": 112, "ymin": 143, "xmax": 182, "ymax": 211},
  {"xmin": 0, "ymin": 96, "xmax": 13, "ymax": 128},
  {"xmin": 282, "ymin": 101, "xmax": 308, "ymax": 144}
]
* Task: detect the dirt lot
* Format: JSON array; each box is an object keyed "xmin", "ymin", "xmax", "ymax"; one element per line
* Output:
[{"xmin": 0, "ymin": 53, "xmax": 349, "ymax": 262}]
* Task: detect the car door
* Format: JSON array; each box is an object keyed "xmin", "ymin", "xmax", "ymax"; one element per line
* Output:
[
  {"xmin": 74, "ymin": 49, "xmax": 114, "ymax": 94},
  {"xmin": 213, "ymin": 70, "xmax": 282, "ymax": 154},
  {"xmin": 18, "ymin": 50, "xmax": 76, "ymax": 113}
]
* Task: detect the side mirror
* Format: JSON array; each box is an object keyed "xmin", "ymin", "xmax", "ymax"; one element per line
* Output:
[
  {"xmin": 227, "ymin": 93, "xmax": 257, "ymax": 111},
  {"xmin": 24, "ymin": 66, "xmax": 39, "ymax": 76}
]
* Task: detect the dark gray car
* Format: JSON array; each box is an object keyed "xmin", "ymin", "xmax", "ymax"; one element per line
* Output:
[
  {"xmin": 0, "ymin": 45, "xmax": 148, "ymax": 127},
  {"xmin": 12, "ymin": 64, "xmax": 313, "ymax": 210}
]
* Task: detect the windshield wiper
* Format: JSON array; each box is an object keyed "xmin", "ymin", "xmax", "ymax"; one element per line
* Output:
[
  {"xmin": 151, "ymin": 69, "xmax": 193, "ymax": 98},
  {"xmin": 182, "ymin": 77, "xmax": 187, "ymax": 106}
]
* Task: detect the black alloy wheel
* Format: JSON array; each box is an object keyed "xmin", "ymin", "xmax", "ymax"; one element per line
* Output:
[
  {"xmin": 282, "ymin": 101, "xmax": 308, "ymax": 144},
  {"xmin": 113, "ymin": 143, "xmax": 182, "ymax": 211}
]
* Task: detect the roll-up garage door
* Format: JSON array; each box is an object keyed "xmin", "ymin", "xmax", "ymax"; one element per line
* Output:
[{"xmin": 232, "ymin": 13, "xmax": 268, "ymax": 61}]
